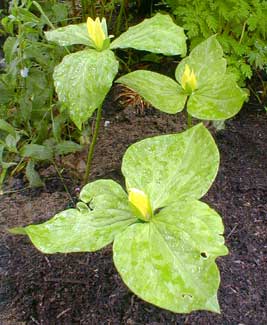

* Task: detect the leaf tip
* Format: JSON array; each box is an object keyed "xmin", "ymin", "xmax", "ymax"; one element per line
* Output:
[{"xmin": 8, "ymin": 227, "xmax": 27, "ymax": 235}]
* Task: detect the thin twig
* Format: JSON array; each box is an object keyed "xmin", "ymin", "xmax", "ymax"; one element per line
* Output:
[{"xmin": 53, "ymin": 161, "xmax": 75, "ymax": 205}]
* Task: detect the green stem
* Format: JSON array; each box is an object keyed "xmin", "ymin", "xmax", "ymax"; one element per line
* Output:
[
  {"xmin": 183, "ymin": 96, "xmax": 192, "ymax": 129},
  {"xmin": 32, "ymin": 1, "xmax": 55, "ymax": 30},
  {"xmin": 32, "ymin": 1, "xmax": 70, "ymax": 54},
  {"xmin": 83, "ymin": 105, "xmax": 103, "ymax": 185},
  {"xmin": 0, "ymin": 168, "xmax": 8, "ymax": 194},
  {"xmin": 187, "ymin": 112, "xmax": 192, "ymax": 129},
  {"xmin": 116, "ymin": 0, "xmax": 125, "ymax": 35},
  {"xmin": 81, "ymin": 0, "xmax": 87, "ymax": 21},
  {"xmin": 53, "ymin": 160, "xmax": 75, "ymax": 205}
]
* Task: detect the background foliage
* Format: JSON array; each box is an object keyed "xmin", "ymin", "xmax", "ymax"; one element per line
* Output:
[{"xmin": 162, "ymin": 0, "xmax": 267, "ymax": 84}]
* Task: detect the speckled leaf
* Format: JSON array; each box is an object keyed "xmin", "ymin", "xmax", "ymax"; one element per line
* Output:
[
  {"xmin": 175, "ymin": 36, "xmax": 226, "ymax": 89},
  {"xmin": 54, "ymin": 49, "xmax": 119, "ymax": 129},
  {"xmin": 188, "ymin": 75, "xmax": 247, "ymax": 120},
  {"xmin": 113, "ymin": 200, "xmax": 228, "ymax": 313},
  {"xmin": 45, "ymin": 23, "xmax": 93, "ymax": 47},
  {"xmin": 17, "ymin": 180, "xmax": 137, "ymax": 253},
  {"xmin": 111, "ymin": 13, "xmax": 186, "ymax": 56},
  {"xmin": 122, "ymin": 124, "xmax": 219, "ymax": 210},
  {"xmin": 116, "ymin": 70, "xmax": 186, "ymax": 114}
]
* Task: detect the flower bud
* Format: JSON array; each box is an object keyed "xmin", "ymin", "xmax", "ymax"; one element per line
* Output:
[
  {"xmin": 87, "ymin": 17, "xmax": 107, "ymax": 51},
  {"xmin": 128, "ymin": 188, "xmax": 152, "ymax": 221},
  {"xmin": 181, "ymin": 64, "xmax": 197, "ymax": 93}
]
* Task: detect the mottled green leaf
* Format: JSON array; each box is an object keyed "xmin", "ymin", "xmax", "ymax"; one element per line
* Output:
[
  {"xmin": 122, "ymin": 124, "xmax": 219, "ymax": 210},
  {"xmin": 111, "ymin": 13, "xmax": 186, "ymax": 56},
  {"xmin": 116, "ymin": 70, "xmax": 186, "ymax": 114},
  {"xmin": 54, "ymin": 49, "xmax": 119, "ymax": 129},
  {"xmin": 113, "ymin": 200, "xmax": 228, "ymax": 313},
  {"xmin": 188, "ymin": 75, "xmax": 247, "ymax": 120},
  {"xmin": 20, "ymin": 144, "xmax": 53, "ymax": 161},
  {"xmin": 175, "ymin": 36, "xmax": 226, "ymax": 88},
  {"xmin": 17, "ymin": 180, "xmax": 137, "ymax": 253},
  {"xmin": 174, "ymin": 36, "xmax": 246, "ymax": 120},
  {"xmin": 11, "ymin": 126, "xmax": 228, "ymax": 314},
  {"xmin": 45, "ymin": 23, "xmax": 93, "ymax": 47}
]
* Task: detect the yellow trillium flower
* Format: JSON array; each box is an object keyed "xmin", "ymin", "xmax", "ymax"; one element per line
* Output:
[
  {"xmin": 181, "ymin": 64, "xmax": 197, "ymax": 93},
  {"xmin": 128, "ymin": 188, "xmax": 152, "ymax": 221},
  {"xmin": 87, "ymin": 17, "xmax": 107, "ymax": 51}
]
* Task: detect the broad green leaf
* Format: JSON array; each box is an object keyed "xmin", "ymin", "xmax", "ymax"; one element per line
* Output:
[
  {"xmin": 53, "ymin": 49, "xmax": 119, "ymax": 129},
  {"xmin": 113, "ymin": 200, "xmax": 228, "ymax": 313},
  {"xmin": 116, "ymin": 71, "xmax": 186, "ymax": 114},
  {"xmin": 55, "ymin": 141, "xmax": 83, "ymax": 155},
  {"xmin": 175, "ymin": 36, "xmax": 227, "ymax": 89},
  {"xmin": 45, "ymin": 23, "xmax": 93, "ymax": 47},
  {"xmin": 188, "ymin": 76, "xmax": 247, "ymax": 120},
  {"xmin": 13, "ymin": 7, "xmax": 40, "ymax": 24},
  {"xmin": 0, "ymin": 76, "xmax": 15, "ymax": 104},
  {"xmin": 26, "ymin": 161, "xmax": 44, "ymax": 188},
  {"xmin": 173, "ymin": 36, "xmax": 246, "ymax": 120},
  {"xmin": 3, "ymin": 37, "xmax": 18, "ymax": 64},
  {"xmin": 20, "ymin": 144, "xmax": 53, "ymax": 161},
  {"xmin": 122, "ymin": 124, "xmax": 219, "ymax": 210},
  {"xmin": 16, "ymin": 180, "xmax": 137, "ymax": 253},
  {"xmin": 79, "ymin": 179, "xmax": 137, "ymax": 221},
  {"xmin": 5, "ymin": 134, "xmax": 20, "ymax": 153},
  {"xmin": 111, "ymin": 13, "xmax": 187, "ymax": 56},
  {"xmin": 0, "ymin": 119, "xmax": 16, "ymax": 137},
  {"xmin": 0, "ymin": 145, "xmax": 16, "ymax": 169}
]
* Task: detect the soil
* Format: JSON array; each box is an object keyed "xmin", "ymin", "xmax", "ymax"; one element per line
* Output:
[{"xmin": 0, "ymin": 98, "xmax": 267, "ymax": 324}]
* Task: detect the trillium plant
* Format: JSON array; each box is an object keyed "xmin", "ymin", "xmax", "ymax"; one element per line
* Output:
[
  {"xmin": 44, "ymin": 14, "xmax": 187, "ymax": 183},
  {"xmin": 11, "ymin": 124, "xmax": 228, "ymax": 313},
  {"xmin": 116, "ymin": 35, "xmax": 247, "ymax": 127}
]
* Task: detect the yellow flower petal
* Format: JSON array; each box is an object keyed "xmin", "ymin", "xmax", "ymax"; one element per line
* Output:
[
  {"xmin": 86, "ymin": 16, "xmax": 106, "ymax": 51},
  {"xmin": 181, "ymin": 64, "xmax": 197, "ymax": 93},
  {"xmin": 94, "ymin": 17, "xmax": 106, "ymax": 50},
  {"xmin": 87, "ymin": 17, "xmax": 95, "ymax": 38},
  {"xmin": 128, "ymin": 188, "xmax": 152, "ymax": 220}
]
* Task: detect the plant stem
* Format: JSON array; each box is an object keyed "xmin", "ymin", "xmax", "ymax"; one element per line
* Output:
[
  {"xmin": 116, "ymin": 0, "xmax": 125, "ymax": 35},
  {"xmin": 81, "ymin": 0, "xmax": 87, "ymax": 20},
  {"xmin": 53, "ymin": 160, "xmax": 75, "ymax": 205},
  {"xmin": 83, "ymin": 105, "xmax": 102, "ymax": 185},
  {"xmin": 32, "ymin": 1, "xmax": 70, "ymax": 54},
  {"xmin": 187, "ymin": 112, "xmax": 192, "ymax": 128},
  {"xmin": 183, "ymin": 96, "xmax": 192, "ymax": 129},
  {"xmin": 32, "ymin": 1, "xmax": 55, "ymax": 30}
]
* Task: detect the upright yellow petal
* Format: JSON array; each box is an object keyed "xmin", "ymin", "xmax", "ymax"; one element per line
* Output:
[
  {"xmin": 181, "ymin": 64, "xmax": 191, "ymax": 90},
  {"xmin": 128, "ymin": 188, "xmax": 152, "ymax": 221},
  {"xmin": 189, "ymin": 69, "xmax": 197, "ymax": 91},
  {"xmin": 181, "ymin": 64, "xmax": 197, "ymax": 93},
  {"xmin": 86, "ymin": 16, "xmax": 106, "ymax": 51},
  {"xmin": 94, "ymin": 17, "xmax": 106, "ymax": 50},
  {"xmin": 87, "ymin": 17, "xmax": 95, "ymax": 38}
]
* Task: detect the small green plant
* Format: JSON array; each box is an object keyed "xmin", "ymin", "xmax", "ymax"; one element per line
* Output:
[
  {"xmin": 0, "ymin": 0, "xmax": 84, "ymax": 187},
  {"xmin": 162, "ymin": 0, "xmax": 267, "ymax": 84},
  {"xmin": 0, "ymin": 118, "xmax": 83, "ymax": 190},
  {"xmin": 116, "ymin": 36, "xmax": 247, "ymax": 128},
  {"xmin": 44, "ymin": 13, "xmax": 187, "ymax": 183},
  {"xmin": 11, "ymin": 123, "xmax": 228, "ymax": 313}
]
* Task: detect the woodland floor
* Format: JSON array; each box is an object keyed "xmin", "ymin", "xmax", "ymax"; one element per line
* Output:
[{"xmin": 0, "ymin": 97, "xmax": 267, "ymax": 324}]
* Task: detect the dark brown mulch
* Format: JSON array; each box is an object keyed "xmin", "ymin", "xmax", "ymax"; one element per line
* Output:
[{"xmin": 0, "ymin": 101, "xmax": 267, "ymax": 324}]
